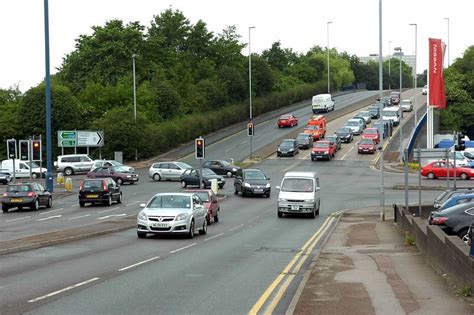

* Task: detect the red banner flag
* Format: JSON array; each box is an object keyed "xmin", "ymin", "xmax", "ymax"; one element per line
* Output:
[{"xmin": 428, "ymin": 38, "xmax": 446, "ymax": 109}]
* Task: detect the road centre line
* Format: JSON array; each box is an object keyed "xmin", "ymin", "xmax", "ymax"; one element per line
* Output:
[
  {"xmin": 5, "ymin": 216, "xmax": 31, "ymax": 222},
  {"xmin": 98, "ymin": 207, "xmax": 120, "ymax": 214},
  {"xmin": 204, "ymin": 233, "xmax": 225, "ymax": 242},
  {"xmin": 97, "ymin": 214, "xmax": 126, "ymax": 220},
  {"xmin": 248, "ymin": 216, "xmax": 260, "ymax": 223},
  {"xmin": 170, "ymin": 243, "xmax": 197, "ymax": 254},
  {"xmin": 28, "ymin": 277, "xmax": 100, "ymax": 303},
  {"xmin": 118, "ymin": 256, "xmax": 160, "ymax": 271},
  {"xmin": 229, "ymin": 223, "xmax": 244, "ymax": 232},
  {"xmin": 69, "ymin": 214, "xmax": 91, "ymax": 220},
  {"xmin": 36, "ymin": 215, "xmax": 62, "ymax": 222},
  {"xmin": 40, "ymin": 208, "xmax": 64, "ymax": 215},
  {"xmin": 126, "ymin": 201, "xmax": 140, "ymax": 207}
]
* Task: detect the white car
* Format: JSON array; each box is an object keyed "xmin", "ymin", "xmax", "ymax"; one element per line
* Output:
[
  {"xmin": 137, "ymin": 192, "xmax": 207, "ymax": 239},
  {"xmin": 400, "ymin": 100, "xmax": 413, "ymax": 112},
  {"xmin": 149, "ymin": 161, "xmax": 192, "ymax": 181},
  {"xmin": 54, "ymin": 154, "xmax": 94, "ymax": 176}
]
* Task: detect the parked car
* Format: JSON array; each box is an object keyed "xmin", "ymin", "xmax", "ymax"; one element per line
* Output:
[
  {"xmin": 421, "ymin": 161, "xmax": 474, "ymax": 180},
  {"xmin": 54, "ymin": 154, "xmax": 94, "ymax": 176},
  {"xmin": 357, "ymin": 111, "xmax": 372, "ymax": 124},
  {"xmin": 0, "ymin": 170, "xmax": 12, "ymax": 184},
  {"xmin": 91, "ymin": 160, "xmax": 134, "ymax": 173},
  {"xmin": 325, "ymin": 135, "xmax": 342, "ymax": 151},
  {"xmin": 295, "ymin": 133, "xmax": 314, "ymax": 149},
  {"xmin": 234, "ymin": 168, "xmax": 271, "ymax": 197},
  {"xmin": 137, "ymin": 192, "xmax": 208, "ymax": 239},
  {"xmin": 429, "ymin": 202, "xmax": 474, "ymax": 241},
  {"xmin": 400, "ymin": 99, "xmax": 413, "ymax": 112},
  {"xmin": 277, "ymin": 114, "xmax": 298, "ymax": 128},
  {"xmin": 311, "ymin": 141, "xmax": 336, "ymax": 161},
  {"xmin": 362, "ymin": 128, "xmax": 380, "ymax": 144},
  {"xmin": 203, "ymin": 160, "xmax": 240, "ymax": 177},
  {"xmin": 433, "ymin": 188, "xmax": 474, "ymax": 209},
  {"xmin": 358, "ymin": 138, "xmax": 376, "ymax": 154},
  {"xmin": 438, "ymin": 193, "xmax": 474, "ymax": 211},
  {"xmin": 2, "ymin": 182, "xmax": 52, "ymax": 213},
  {"xmin": 184, "ymin": 189, "xmax": 220, "ymax": 224},
  {"xmin": 149, "ymin": 161, "xmax": 192, "ymax": 181},
  {"xmin": 180, "ymin": 168, "xmax": 225, "ymax": 189},
  {"xmin": 277, "ymin": 139, "xmax": 299, "ymax": 157},
  {"xmin": 78, "ymin": 178, "xmax": 122, "ymax": 207},
  {"xmin": 336, "ymin": 127, "xmax": 354, "ymax": 143},
  {"xmin": 368, "ymin": 105, "xmax": 380, "ymax": 119},
  {"xmin": 87, "ymin": 166, "xmax": 139, "ymax": 185},
  {"xmin": 345, "ymin": 119, "xmax": 364, "ymax": 135},
  {"xmin": 422, "ymin": 85, "xmax": 428, "ymax": 95},
  {"xmin": 390, "ymin": 91, "xmax": 401, "ymax": 105}
]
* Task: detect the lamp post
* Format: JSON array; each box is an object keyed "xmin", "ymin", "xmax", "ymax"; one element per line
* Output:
[
  {"xmin": 327, "ymin": 21, "xmax": 333, "ymax": 94},
  {"xmin": 388, "ymin": 40, "xmax": 392, "ymax": 90},
  {"xmin": 394, "ymin": 46, "xmax": 403, "ymax": 162},
  {"xmin": 43, "ymin": 0, "xmax": 53, "ymax": 192},
  {"xmin": 378, "ymin": 0, "xmax": 385, "ymax": 220},
  {"xmin": 444, "ymin": 17, "xmax": 450, "ymax": 67},
  {"xmin": 394, "ymin": 47, "xmax": 403, "ymax": 94},
  {"xmin": 132, "ymin": 53, "xmax": 138, "ymax": 160},
  {"xmin": 409, "ymin": 23, "xmax": 418, "ymax": 129},
  {"xmin": 248, "ymin": 26, "xmax": 255, "ymax": 160}
]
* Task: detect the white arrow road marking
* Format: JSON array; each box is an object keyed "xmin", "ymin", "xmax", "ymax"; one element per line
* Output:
[
  {"xmin": 118, "ymin": 256, "xmax": 160, "ymax": 271},
  {"xmin": 170, "ymin": 243, "xmax": 197, "ymax": 254},
  {"xmin": 40, "ymin": 208, "xmax": 63, "ymax": 215},
  {"xmin": 28, "ymin": 278, "xmax": 100, "ymax": 303},
  {"xmin": 69, "ymin": 214, "xmax": 91, "ymax": 220},
  {"xmin": 5, "ymin": 216, "xmax": 31, "ymax": 223},
  {"xmin": 98, "ymin": 207, "xmax": 119, "ymax": 214},
  {"xmin": 97, "ymin": 213, "xmax": 126, "ymax": 220},
  {"xmin": 36, "ymin": 215, "xmax": 62, "ymax": 222}
]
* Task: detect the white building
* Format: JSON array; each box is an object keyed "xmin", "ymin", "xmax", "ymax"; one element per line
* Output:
[{"xmin": 359, "ymin": 52, "xmax": 415, "ymax": 72}]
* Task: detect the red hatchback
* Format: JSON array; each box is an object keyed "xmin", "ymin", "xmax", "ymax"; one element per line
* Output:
[
  {"xmin": 362, "ymin": 128, "xmax": 380, "ymax": 144},
  {"xmin": 421, "ymin": 161, "xmax": 474, "ymax": 180},
  {"xmin": 184, "ymin": 189, "xmax": 220, "ymax": 224},
  {"xmin": 277, "ymin": 114, "xmax": 298, "ymax": 128},
  {"xmin": 358, "ymin": 138, "xmax": 376, "ymax": 154}
]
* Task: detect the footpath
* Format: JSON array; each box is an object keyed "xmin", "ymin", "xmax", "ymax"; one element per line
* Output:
[{"xmin": 290, "ymin": 207, "xmax": 473, "ymax": 315}]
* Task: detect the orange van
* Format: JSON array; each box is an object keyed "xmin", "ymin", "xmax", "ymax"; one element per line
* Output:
[{"xmin": 304, "ymin": 115, "xmax": 326, "ymax": 140}]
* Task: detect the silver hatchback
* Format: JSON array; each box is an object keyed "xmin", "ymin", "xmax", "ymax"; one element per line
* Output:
[{"xmin": 149, "ymin": 161, "xmax": 192, "ymax": 181}]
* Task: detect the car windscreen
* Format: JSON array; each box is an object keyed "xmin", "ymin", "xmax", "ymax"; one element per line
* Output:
[
  {"xmin": 280, "ymin": 141, "xmax": 294, "ymax": 147},
  {"xmin": 359, "ymin": 139, "xmax": 374, "ymax": 145},
  {"xmin": 7, "ymin": 185, "xmax": 32, "ymax": 192},
  {"xmin": 296, "ymin": 134, "xmax": 308, "ymax": 139},
  {"xmin": 176, "ymin": 162, "xmax": 192, "ymax": 169},
  {"xmin": 305, "ymin": 125, "xmax": 319, "ymax": 130},
  {"xmin": 194, "ymin": 192, "xmax": 210, "ymax": 202},
  {"xmin": 244, "ymin": 170, "xmax": 266, "ymax": 180},
  {"xmin": 83, "ymin": 180, "xmax": 103, "ymax": 189},
  {"xmin": 382, "ymin": 111, "xmax": 398, "ymax": 116},
  {"xmin": 314, "ymin": 142, "xmax": 329, "ymax": 148},
  {"xmin": 400, "ymin": 100, "xmax": 411, "ymax": 105},
  {"xmin": 147, "ymin": 195, "xmax": 191, "ymax": 209},
  {"xmin": 359, "ymin": 111, "xmax": 369, "ymax": 116},
  {"xmin": 346, "ymin": 121, "xmax": 359, "ymax": 126},
  {"xmin": 280, "ymin": 115, "xmax": 291, "ymax": 119},
  {"xmin": 219, "ymin": 160, "xmax": 231, "ymax": 166},
  {"xmin": 326, "ymin": 137, "xmax": 336, "ymax": 142},
  {"xmin": 25, "ymin": 161, "xmax": 39, "ymax": 168},
  {"xmin": 281, "ymin": 178, "xmax": 314, "ymax": 192},
  {"xmin": 364, "ymin": 129, "xmax": 378, "ymax": 134},
  {"xmin": 337, "ymin": 128, "xmax": 351, "ymax": 133},
  {"xmin": 201, "ymin": 168, "xmax": 216, "ymax": 175},
  {"xmin": 112, "ymin": 166, "xmax": 128, "ymax": 173}
]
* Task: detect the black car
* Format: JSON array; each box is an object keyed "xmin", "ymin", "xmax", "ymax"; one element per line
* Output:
[
  {"xmin": 429, "ymin": 202, "xmax": 474, "ymax": 240},
  {"xmin": 277, "ymin": 139, "xmax": 299, "ymax": 157},
  {"xmin": 325, "ymin": 135, "xmax": 342, "ymax": 151},
  {"xmin": 295, "ymin": 133, "xmax": 313, "ymax": 149},
  {"xmin": 336, "ymin": 127, "xmax": 353, "ymax": 143},
  {"xmin": 79, "ymin": 178, "xmax": 122, "ymax": 207},
  {"xmin": 0, "ymin": 170, "xmax": 12, "ymax": 185},
  {"xmin": 2, "ymin": 182, "xmax": 52, "ymax": 212},
  {"xmin": 368, "ymin": 105, "xmax": 380, "ymax": 119},
  {"xmin": 180, "ymin": 168, "xmax": 225, "ymax": 189},
  {"xmin": 202, "ymin": 160, "xmax": 240, "ymax": 177},
  {"xmin": 234, "ymin": 168, "xmax": 271, "ymax": 197}
]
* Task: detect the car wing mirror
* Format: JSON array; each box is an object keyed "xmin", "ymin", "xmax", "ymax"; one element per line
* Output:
[
  {"xmin": 316, "ymin": 187, "xmax": 321, "ymax": 191},
  {"xmin": 275, "ymin": 186, "xmax": 281, "ymax": 190},
  {"xmin": 140, "ymin": 203, "xmax": 146, "ymax": 208}
]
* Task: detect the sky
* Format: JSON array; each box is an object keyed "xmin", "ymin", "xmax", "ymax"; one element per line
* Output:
[{"xmin": 0, "ymin": 0, "xmax": 472, "ymax": 92}]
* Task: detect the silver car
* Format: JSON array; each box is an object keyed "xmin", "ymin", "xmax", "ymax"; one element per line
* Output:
[
  {"xmin": 400, "ymin": 99, "xmax": 413, "ymax": 112},
  {"xmin": 345, "ymin": 119, "xmax": 364, "ymax": 135},
  {"xmin": 149, "ymin": 161, "xmax": 192, "ymax": 181},
  {"xmin": 137, "ymin": 193, "xmax": 207, "ymax": 238},
  {"xmin": 357, "ymin": 111, "xmax": 372, "ymax": 124}
]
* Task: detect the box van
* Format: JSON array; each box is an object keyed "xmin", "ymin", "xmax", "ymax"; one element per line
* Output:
[
  {"xmin": 276, "ymin": 171, "xmax": 321, "ymax": 218},
  {"xmin": 312, "ymin": 94, "xmax": 334, "ymax": 113},
  {"xmin": 1, "ymin": 159, "xmax": 46, "ymax": 179},
  {"xmin": 382, "ymin": 106, "xmax": 402, "ymax": 126}
]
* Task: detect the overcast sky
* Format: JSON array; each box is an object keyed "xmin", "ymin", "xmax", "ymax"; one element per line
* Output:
[{"xmin": 1, "ymin": 0, "xmax": 472, "ymax": 91}]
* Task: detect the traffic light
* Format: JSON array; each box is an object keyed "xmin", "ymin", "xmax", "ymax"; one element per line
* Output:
[
  {"xmin": 195, "ymin": 137, "xmax": 205, "ymax": 159},
  {"xmin": 7, "ymin": 139, "xmax": 16, "ymax": 159},
  {"xmin": 19, "ymin": 140, "xmax": 30, "ymax": 161},
  {"xmin": 455, "ymin": 133, "xmax": 465, "ymax": 151},
  {"xmin": 32, "ymin": 140, "xmax": 42, "ymax": 161},
  {"xmin": 247, "ymin": 122, "xmax": 254, "ymax": 137}
]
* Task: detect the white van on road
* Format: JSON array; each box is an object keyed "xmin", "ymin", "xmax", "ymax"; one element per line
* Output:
[
  {"xmin": 312, "ymin": 94, "xmax": 334, "ymax": 113},
  {"xmin": 382, "ymin": 106, "xmax": 402, "ymax": 126},
  {"xmin": 1, "ymin": 159, "xmax": 46, "ymax": 179}
]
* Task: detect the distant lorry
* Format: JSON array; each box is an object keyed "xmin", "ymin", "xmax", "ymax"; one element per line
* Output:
[
  {"xmin": 1, "ymin": 159, "xmax": 46, "ymax": 179},
  {"xmin": 382, "ymin": 106, "xmax": 402, "ymax": 126},
  {"xmin": 312, "ymin": 94, "xmax": 334, "ymax": 113}
]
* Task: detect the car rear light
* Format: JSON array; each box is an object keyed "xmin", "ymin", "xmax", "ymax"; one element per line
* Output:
[
  {"xmin": 103, "ymin": 180, "xmax": 108, "ymax": 192},
  {"xmin": 27, "ymin": 192, "xmax": 36, "ymax": 197},
  {"xmin": 432, "ymin": 217, "xmax": 448, "ymax": 225}
]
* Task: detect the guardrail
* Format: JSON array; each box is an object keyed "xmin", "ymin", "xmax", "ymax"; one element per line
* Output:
[{"xmin": 406, "ymin": 111, "xmax": 427, "ymax": 158}]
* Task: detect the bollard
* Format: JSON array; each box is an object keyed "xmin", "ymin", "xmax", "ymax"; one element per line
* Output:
[
  {"xmin": 57, "ymin": 172, "xmax": 64, "ymax": 185},
  {"xmin": 64, "ymin": 177, "xmax": 73, "ymax": 192},
  {"xmin": 210, "ymin": 179, "xmax": 218, "ymax": 194}
]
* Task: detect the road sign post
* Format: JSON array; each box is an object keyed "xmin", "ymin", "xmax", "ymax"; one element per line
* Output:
[
  {"xmin": 7, "ymin": 139, "xmax": 17, "ymax": 182},
  {"xmin": 195, "ymin": 137, "xmax": 205, "ymax": 188}
]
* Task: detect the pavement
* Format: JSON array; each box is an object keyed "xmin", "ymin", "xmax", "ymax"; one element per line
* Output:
[{"xmin": 289, "ymin": 207, "xmax": 474, "ymax": 315}]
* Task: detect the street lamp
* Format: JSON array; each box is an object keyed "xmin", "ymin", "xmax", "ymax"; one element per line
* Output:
[
  {"xmin": 248, "ymin": 26, "xmax": 255, "ymax": 160},
  {"xmin": 388, "ymin": 40, "xmax": 392, "ymax": 90},
  {"xmin": 409, "ymin": 23, "xmax": 418, "ymax": 129},
  {"xmin": 444, "ymin": 17, "xmax": 450, "ymax": 67},
  {"xmin": 327, "ymin": 21, "xmax": 333, "ymax": 94},
  {"xmin": 394, "ymin": 47, "xmax": 403, "ymax": 94},
  {"xmin": 132, "ymin": 53, "xmax": 138, "ymax": 160},
  {"xmin": 378, "ymin": 0, "xmax": 385, "ymax": 221},
  {"xmin": 43, "ymin": 0, "xmax": 53, "ymax": 192}
]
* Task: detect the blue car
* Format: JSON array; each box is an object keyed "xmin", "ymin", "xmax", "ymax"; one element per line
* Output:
[{"xmin": 438, "ymin": 193, "xmax": 474, "ymax": 211}]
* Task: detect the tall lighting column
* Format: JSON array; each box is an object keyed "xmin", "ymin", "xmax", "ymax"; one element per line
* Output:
[
  {"xmin": 132, "ymin": 54, "xmax": 138, "ymax": 160},
  {"xmin": 43, "ymin": 0, "xmax": 53, "ymax": 192},
  {"xmin": 388, "ymin": 40, "xmax": 392, "ymax": 90},
  {"xmin": 327, "ymin": 21, "xmax": 333, "ymax": 94},
  {"xmin": 378, "ymin": 0, "xmax": 385, "ymax": 220},
  {"xmin": 409, "ymin": 24, "xmax": 418, "ymax": 129},
  {"xmin": 248, "ymin": 26, "xmax": 255, "ymax": 160},
  {"xmin": 394, "ymin": 47, "xmax": 403, "ymax": 94}
]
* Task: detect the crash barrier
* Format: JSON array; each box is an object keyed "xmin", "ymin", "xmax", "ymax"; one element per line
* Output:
[
  {"xmin": 57, "ymin": 172, "xmax": 64, "ymax": 185},
  {"xmin": 64, "ymin": 178, "xmax": 73, "ymax": 192},
  {"xmin": 394, "ymin": 204, "xmax": 474, "ymax": 289},
  {"xmin": 406, "ymin": 111, "xmax": 427, "ymax": 158}
]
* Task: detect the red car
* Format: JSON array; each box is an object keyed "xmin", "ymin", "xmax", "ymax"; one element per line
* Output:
[
  {"xmin": 184, "ymin": 189, "xmax": 220, "ymax": 224},
  {"xmin": 421, "ymin": 161, "xmax": 474, "ymax": 180},
  {"xmin": 362, "ymin": 128, "xmax": 380, "ymax": 144},
  {"xmin": 358, "ymin": 138, "xmax": 376, "ymax": 154},
  {"xmin": 311, "ymin": 141, "xmax": 336, "ymax": 161},
  {"xmin": 277, "ymin": 114, "xmax": 298, "ymax": 128}
]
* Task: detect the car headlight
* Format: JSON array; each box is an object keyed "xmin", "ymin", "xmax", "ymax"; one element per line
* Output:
[
  {"xmin": 324, "ymin": 151, "xmax": 329, "ymax": 154},
  {"xmin": 232, "ymin": 168, "xmax": 237, "ymax": 172},
  {"xmin": 126, "ymin": 175, "xmax": 132, "ymax": 178},
  {"xmin": 176, "ymin": 213, "xmax": 188, "ymax": 221},
  {"xmin": 277, "ymin": 148, "xmax": 281, "ymax": 152},
  {"xmin": 306, "ymin": 199, "xmax": 315, "ymax": 204},
  {"xmin": 289, "ymin": 148, "xmax": 294, "ymax": 151},
  {"xmin": 244, "ymin": 183, "xmax": 251, "ymax": 188},
  {"xmin": 266, "ymin": 183, "xmax": 271, "ymax": 188},
  {"xmin": 138, "ymin": 211, "xmax": 147, "ymax": 221},
  {"xmin": 278, "ymin": 198, "xmax": 287, "ymax": 203}
]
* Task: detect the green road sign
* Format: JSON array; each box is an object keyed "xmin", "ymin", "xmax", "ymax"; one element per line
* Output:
[{"xmin": 58, "ymin": 131, "xmax": 77, "ymax": 147}]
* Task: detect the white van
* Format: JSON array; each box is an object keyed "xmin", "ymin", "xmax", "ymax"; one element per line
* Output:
[
  {"xmin": 1, "ymin": 159, "xmax": 46, "ymax": 179},
  {"xmin": 276, "ymin": 171, "xmax": 321, "ymax": 218},
  {"xmin": 312, "ymin": 94, "xmax": 334, "ymax": 113},
  {"xmin": 382, "ymin": 106, "xmax": 402, "ymax": 126}
]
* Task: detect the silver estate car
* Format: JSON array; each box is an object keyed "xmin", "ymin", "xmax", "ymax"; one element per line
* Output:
[
  {"xmin": 148, "ymin": 161, "xmax": 192, "ymax": 181},
  {"xmin": 137, "ymin": 193, "xmax": 207, "ymax": 238}
]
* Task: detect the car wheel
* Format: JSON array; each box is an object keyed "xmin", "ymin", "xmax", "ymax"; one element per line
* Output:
[
  {"xmin": 2, "ymin": 205, "xmax": 9, "ymax": 213},
  {"xmin": 46, "ymin": 196, "xmax": 52, "ymax": 208},
  {"xmin": 137, "ymin": 231, "xmax": 147, "ymax": 239},
  {"xmin": 461, "ymin": 230, "xmax": 469, "ymax": 245},
  {"xmin": 460, "ymin": 173, "xmax": 469, "ymax": 180},
  {"xmin": 181, "ymin": 181, "xmax": 187, "ymax": 188},
  {"xmin": 188, "ymin": 220, "xmax": 195, "ymax": 239},
  {"xmin": 214, "ymin": 212, "xmax": 219, "ymax": 223},
  {"xmin": 199, "ymin": 218, "xmax": 207, "ymax": 235},
  {"xmin": 153, "ymin": 173, "xmax": 161, "ymax": 181},
  {"xmin": 64, "ymin": 167, "xmax": 73, "ymax": 176},
  {"xmin": 309, "ymin": 207, "xmax": 316, "ymax": 219},
  {"xmin": 311, "ymin": 157, "xmax": 315, "ymax": 161},
  {"xmin": 107, "ymin": 196, "xmax": 112, "ymax": 206},
  {"xmin": 32, "ymin": 199, "xmax": 39, "ymax": 211},
  {"xmin": 32, "ymin": 173, "xmax": 39, "ymax": 179},
  {"xmin": 427, "ymin": 172, "xmax": 436, "ymax": 179},
  {"xmin": 278, "ymin": 211, "xmax": 283, "ymax": 218},
  {"xmin": 117, "ymin": 193, "xmax": 122, "ymax": 204},
  {"xmin": 79, "ymin": 201, "xmax": 85, "ymax": 207},
  {"xmin": 316, "ymin": 201, "xmax": 320, "ymax": 215},
  {"xmin": 226, "ymin": 171, "xmax": 232, "ymax": 178},
  {"xmin": 116, "ymin": 178, "xmax": 123, "ymax": 185}
]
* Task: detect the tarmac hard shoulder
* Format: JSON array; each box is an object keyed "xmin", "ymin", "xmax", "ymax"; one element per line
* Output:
[{"xmin": 290, "ymin": 207, "xmax": 473, "ymax": 315}]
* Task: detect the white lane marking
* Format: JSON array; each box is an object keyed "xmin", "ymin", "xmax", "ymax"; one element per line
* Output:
[
  {"xmin": 204, "ymin": 233, "xmax": 225, "ymax": 242},
  {"xmin": 229, "ymin": 223, "xmax": 244, "ymax": 232},
  {"xmin": 126, "ymin": 201, "xmax": 140, "ymax": 207},
  {"xmin": 225, "ymin": 147, "xmax": 233, "ymax": 152},
  {"xmin": 170, "ymin": 243, "xmax": 197, "ymax": 254},
  {"xmin": 40, "ymin": 208, "xmax": 64, "ymax": 215},
  {"xmin": 118, "ymin": 256, "xmax": 160, "ymax": 271},
  {"xmin": 240, "ymin": 140, "xmax": 247, "ymax": 145},
  {"xmin": 36, "ymin": 215, "xmax": 62, "ymax": 222},
  {"xmin": 97, "ymin": 214, "xmax": 126, "ymax": 220},
  {"xmin": 98, "ymin": 207, "xmax": 119, "ymax": 214},
  {"xmin": 248, "ymin": 216, "xmax": 260, "ymax": 223},
  {"xmin": 69, "ymin": 214, "xmax": 91, "ymax": 220},
  {"xmin": 5, "ymin": 216, "xmax": 31, "ymax": 223},
  {"xmin": 28, "ymin": 278, "xmax": 100, "ymax": 303}
]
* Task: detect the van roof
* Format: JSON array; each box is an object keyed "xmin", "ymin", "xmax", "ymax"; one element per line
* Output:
[
  {"xmin": 284, "ymin": 171, "xmax": 319, "ymax": 178},
  {"xmin": 313, "ymin": 94, "xmax": 331, "ymax": 98}
]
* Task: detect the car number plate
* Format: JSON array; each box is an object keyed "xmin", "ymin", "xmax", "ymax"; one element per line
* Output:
[
  {"xmin": 11, "ymin": 198, "xmax": 22, "ymax": 202},
  {"xmin": 87, "ymin": 194, "xmax": 98, "ymax": 198},
  {"xmin": 291, "ymin": 205, "xmax": 299, "ymax": 211},
  {"xmin": 316, "ymin": 155, "xmax": 322, "ymax": 158},
  {"xmin": 254, "ymin": 189, "xmax": 263, "ymax": 192},
  {"xmin": 152, "ymin": 223, "xmax": 168, "ymax": 228}
]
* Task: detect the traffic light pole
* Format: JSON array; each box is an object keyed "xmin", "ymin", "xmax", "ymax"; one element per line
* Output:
[
  {"xmin": 29, "ymin": 138, "xmax": 33, "ymax": 181},
  {"xmin": 199, "ymin": 159, "xmax": 203, "ymax": 189}
]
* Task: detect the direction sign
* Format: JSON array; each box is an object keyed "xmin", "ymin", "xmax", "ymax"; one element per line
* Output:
[
  {"xmin": 58, "ymin": 131, "xmax": 77, "ymax": 147},
  {"xmin": 77, "ymin": 131, "xmax": 104, "ymax": 147}
]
